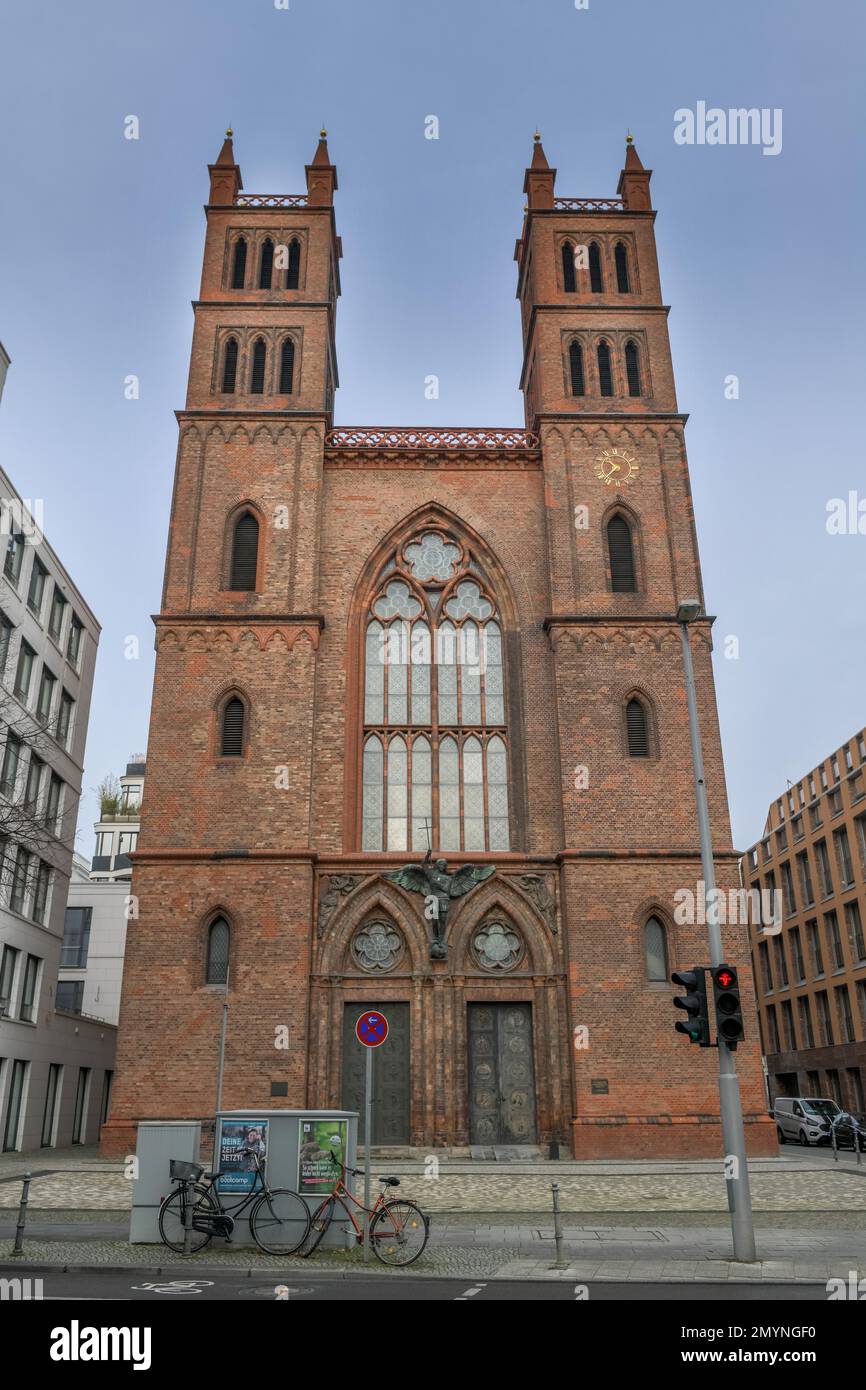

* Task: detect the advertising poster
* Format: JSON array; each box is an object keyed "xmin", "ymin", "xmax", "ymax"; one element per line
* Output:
[
  {"xmin": 298, "ymin": 1119, "xmax": 347, "ymax": 1195},
  {"xmin": 216, "ymin": 1118, "xmax": 269, "ymax": 1194}
]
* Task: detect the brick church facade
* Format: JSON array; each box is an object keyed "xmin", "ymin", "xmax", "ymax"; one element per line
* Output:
[{"xmin": 102, "ymin": 131, "xmax": 776, "ymax": 1158}]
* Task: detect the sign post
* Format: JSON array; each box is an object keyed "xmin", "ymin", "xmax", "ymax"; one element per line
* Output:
[{"xmin": 355, "ymin": 1010, "xmax": 389, "ymax": 1264}]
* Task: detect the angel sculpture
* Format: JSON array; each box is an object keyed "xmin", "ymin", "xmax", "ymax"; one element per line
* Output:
[{"xmin": 386, "ymin": 850, "xmax": 496, "ymax": 959}]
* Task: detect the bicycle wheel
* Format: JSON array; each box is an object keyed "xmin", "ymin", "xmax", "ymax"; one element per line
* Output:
[
  {"xmin": 158, "ymin": 1184, "xmax": 219, "ymax": 1254},
  {"xmin": 370, "ymin": 1200, "xmax": 428, "ymax": 1266},
  {"xmin": 301, "ymin": 1197, "xmax": 335, "ymax": 1258},
  {"xmin": 250, "ymin": 1188, "xmax": 311, "ymax": 1256}
]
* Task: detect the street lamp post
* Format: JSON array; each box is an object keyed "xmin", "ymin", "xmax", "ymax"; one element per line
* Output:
[{"xmin": 677, "ymin": 599, "xmax": 757, "ymax": 1263}]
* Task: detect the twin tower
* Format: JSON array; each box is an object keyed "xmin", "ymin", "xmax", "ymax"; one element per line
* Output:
[{"xmin": 102, "ymin": 132, "xmax": 775, "ymax": 1158}]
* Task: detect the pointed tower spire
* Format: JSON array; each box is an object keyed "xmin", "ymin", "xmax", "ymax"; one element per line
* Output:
[
  {"xmin": 616, "ymin": 133, "xmax": 652, "ymax": 210},
  {"xmin": 523, "ymin": 131, "xmax": 556, "ymax": 209},
  {"xmin": 306, "ymin": 128, "xmax": 338, "ymax": 207},
  {"xmin": 208, "ymin": 127, "xmax": 242, "ymax": 205}
]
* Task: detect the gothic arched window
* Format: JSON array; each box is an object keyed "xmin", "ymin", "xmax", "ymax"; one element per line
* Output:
[
  {"xmin": 626, "ymin": 696, "xmax": 650, "ymax": 757},
  {"xmin": 562, "ymin": 240, "xmax": 576, "ymax": 293},
  {"xmin": 221, "ymin": 697, "xmax": 246, "ymax": 757},
  {"xmin": 589, "ymin": 241, "xmax": 603, "ymax": 293},
  {"xmin": 625, "ymin": 339, "xmax": 641, "ymax": 397},
  {"xmin": 597, "ymin": 340, "xmax": 613, "ymax": 396},
  {"xmin": 615, "ymin": 241, "xmax": 630, "ymax": 293},
  {"xmin": 206, "ymin": 915, "xmax": 230, "ymax": 984},
  {"xmin": 607, "ymin": 513, "xmax": 636, "ymax": 592},
  {"xmin": 229, "ymin": 511, "xmax": 259, "ymax": 590},
  {"xmin": 569, "ymin": 341, "xmax": 585, "ymax": 396},
  {"xmin": 250, "ymin": 338, "xmax": 267, "ymax": 394},
  {"xmin": 361, "ymin": 531, "xmax": 509, "ymax": 853},
  {"xmin": 259, "ymin": 237, "xmax": 274, "ymax": 289},
  {"xmin": 644, "ymin": 915, "xmax": 667, "ymax": 981},
  {"xmin": 221, "ymin": 338, "xmax": 238, "ymax": 394},
  {"xmin": 287, "ymin": 238, "xmax": 301, "ymax": 289},
  {"xmin": 231, "ymin": 237, "xmax": 247, "ymax": 289},
  {"xmin": 279, "ymin": 338, "xmax": 295, "ymax": 394}
]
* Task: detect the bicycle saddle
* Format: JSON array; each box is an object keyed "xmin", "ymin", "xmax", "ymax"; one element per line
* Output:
[{"xmin": 378, "ymin": 1176, "xmax": 401, "ymax": 1186}]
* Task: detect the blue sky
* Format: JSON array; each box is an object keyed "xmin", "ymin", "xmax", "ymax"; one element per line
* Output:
[{"xmin": 0, "ymin": 0, "xmax": 863, "ymax": 853}]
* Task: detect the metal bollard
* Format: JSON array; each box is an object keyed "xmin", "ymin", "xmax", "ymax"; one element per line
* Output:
[
  {"xmin": 11, "ymin": 1173, "xmax": 32, "ymax": 1256},
  {"xmin": 831, "ymin": 1120, "xmax": 838, "ymax": 1163},
  {"xmin": 182, "ymin": 1177, "xmax": 195, "ymax": 1256},
  {"xmin": 551, "ymin": 1181, "xmax": 568, "ymax": 1270}
]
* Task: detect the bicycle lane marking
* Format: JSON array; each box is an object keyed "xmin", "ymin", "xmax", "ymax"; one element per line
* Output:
[{"xmin": 454, "ymin": 1283, "xmax": 487, "ymax": 1300}]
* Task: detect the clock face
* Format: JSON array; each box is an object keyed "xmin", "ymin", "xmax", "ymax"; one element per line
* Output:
[{"xmin": 594, "ymin": 447, "xmax": 639, "ymax": 487}]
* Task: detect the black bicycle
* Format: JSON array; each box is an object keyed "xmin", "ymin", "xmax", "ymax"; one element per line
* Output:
[{"xmin": 158, "ymin": 1149, "xmax": 310, "ymax": 1256}]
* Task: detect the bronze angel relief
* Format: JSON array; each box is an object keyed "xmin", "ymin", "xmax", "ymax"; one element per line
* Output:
[{"xmin": 386, "ymin": 850, "xmax": 495, "ymax": 959}]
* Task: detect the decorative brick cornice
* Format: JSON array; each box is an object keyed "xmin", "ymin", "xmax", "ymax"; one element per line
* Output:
[
  {"xmin": 324, "ymin": 425, "xmax": 541, "ymax": 469},
  {"xmin": 153, "ymin": 612, "xmax": 324, "ymax": 652}
]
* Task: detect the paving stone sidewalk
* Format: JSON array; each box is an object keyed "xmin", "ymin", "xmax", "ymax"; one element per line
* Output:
[{"xmin": 2, "ymin": 1147, "xmax": 865, "ymax": 1213}]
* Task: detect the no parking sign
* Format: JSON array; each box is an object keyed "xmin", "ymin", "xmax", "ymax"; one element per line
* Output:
[{"xmin": 355, "ymin": 1010, "xmax": 389, "ymax": 1048}]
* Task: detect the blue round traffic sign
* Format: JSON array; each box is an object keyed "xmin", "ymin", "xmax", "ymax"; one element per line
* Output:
[{"xmin": 355, "ymin": 1010, "xmax": 389, "ymax": 1048}]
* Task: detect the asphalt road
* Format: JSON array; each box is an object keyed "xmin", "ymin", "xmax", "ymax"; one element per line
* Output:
[{"xmin": 0, "ymin": 1267, "xmax": 832, "ymax": 1300}]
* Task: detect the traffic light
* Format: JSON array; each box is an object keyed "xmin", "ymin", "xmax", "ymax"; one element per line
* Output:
[
  {"xmin": 711, "ymin": 963, "xmax": 744, "ymax": 1049},
  {"xmin": 671, "ymin": 968, "xmax": 710, "ymax": 1046}
]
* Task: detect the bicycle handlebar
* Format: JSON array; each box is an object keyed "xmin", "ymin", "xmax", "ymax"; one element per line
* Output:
[{"xmin": 329, "ymin": 1150, "xmax": 362, "ymax": 1177}]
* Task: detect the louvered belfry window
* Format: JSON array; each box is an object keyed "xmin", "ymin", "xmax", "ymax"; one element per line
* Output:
[
  {"xmin": 597, "ymin": 340, "xmax": 613, "ymax": 396},
  {"xmin": 229, "ymin": 512, "xmax": 259, "ymax": 590},
  {"xmin": 562, "ymin": 240, "xmax": 576, "ymax": 293},
  {"xmin": 279, "ymin": 338, "xmax": 295, "ymax": 394},
  {"xmin": 231, "ymin": 237, "xmax": 247, "ymax": 289},
  {"xmin": 221, "ymin": 698, "xmax": 245, "ymax": 757},
  {"xmin": 250, "ymin": 338, "xmax": 266, "ymax": 393},
  {"xmin": 607, "ymin": 515, "xmax": 636, "ymax": 592},
  {"xmin": 625, "ymin": 340, "xmax": 641, "ymax": 396},
  {"xmin": 361, "ymin": 529, "xmax": 510, "ymax": 853},
  {"xmin": 589, "ymin": 242, "xmax": 603, "ymax": 293},
  {"xmin": 222, "ymin": 338, "xmax": 238, "ymax": 393},
  {"xmin": 569, "ymin": 341, "xmax": 585, "ymax": 396},
  {"xmin": 287, "ymin": 238, "xmax": 301, "ymax": 289},
  {"xmin": 626, "ymin": 698, "xmax": 650, "ymax": 757},
  {"xmin": 615, "ymin": 241, "xmax": 630, "ymax": 293},
  {"xmin": 206, "ymin": 916, "xmax": 230, "ymax": 984},
  {"xmin": 259, "ymin": 237, "xmax": 274, "ymax": 289}
]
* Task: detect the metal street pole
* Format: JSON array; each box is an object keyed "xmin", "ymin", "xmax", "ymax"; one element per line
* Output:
[
  {"xmin": 215, "ymin": 958, "xmax": 230, "ymax": 1116},
  {"xmin": 363, "ymin": 1046, "xmax": 373, "ymax": 1265},
  {"xmin": 678, "ymin": 604, "xmax": 757, "ymax": 1263}
]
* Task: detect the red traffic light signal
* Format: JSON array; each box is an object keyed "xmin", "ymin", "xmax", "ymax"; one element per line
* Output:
[{"xmin": 711, "ymin": 962, "xmax": 744, "ymax": 1048}]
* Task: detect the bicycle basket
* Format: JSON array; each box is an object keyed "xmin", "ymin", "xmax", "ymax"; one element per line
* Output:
[{"xmin": 169, "ymin": 1159, "xmax": 204, "ymax": 1182}]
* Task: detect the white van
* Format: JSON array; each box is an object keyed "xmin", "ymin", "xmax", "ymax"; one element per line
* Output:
[{"xmin": 774, "ymin": 1096, "xmax": 837, "ymax": 1146}]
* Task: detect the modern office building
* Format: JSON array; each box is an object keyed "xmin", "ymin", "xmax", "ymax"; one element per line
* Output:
[
  {"xmin": 58, "ymin": 761, "xmax": 145, "ymax": 1025},
  {"xmin": 0, "ymin": 447, "xmax": 115, "ymax": 1151},
  {"xmin": 742, "ymin": 727, "xmax": 866, "ymax": 1114}
]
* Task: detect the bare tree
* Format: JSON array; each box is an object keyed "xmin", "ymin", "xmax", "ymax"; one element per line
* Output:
[{"xmin": 0, "ymin": 687, "xmax": 77, "ymax": 898}]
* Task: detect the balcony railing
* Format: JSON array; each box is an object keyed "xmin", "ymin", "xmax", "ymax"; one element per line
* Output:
[
  {"xmin": 553, "ymin": 197, "xmax": 625, "ymax": 212},
  {"xmin": 234, "ymin": 193, "xmax": 308, "ymax": 208},
  {"xmin": 325, "ymin": 427, "xmax": 540, "ymax": 451}
]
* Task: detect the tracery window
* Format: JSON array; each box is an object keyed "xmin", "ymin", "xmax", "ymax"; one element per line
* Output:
[{"xmin": 361, "ymin": 530, "xmax": 509, "ymax": 854}]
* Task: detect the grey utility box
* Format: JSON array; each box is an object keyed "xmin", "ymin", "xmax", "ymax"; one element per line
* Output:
[
  {"xmin": 130, "ymin": 1120, "xmax": 202, "ymax": 1243},
  {"xmin": 212, "ymin": 1109, "xmax": 359, "ymax": 1249}
]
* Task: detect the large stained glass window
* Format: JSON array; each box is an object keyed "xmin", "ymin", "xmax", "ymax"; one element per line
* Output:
[{"xmin": 361, "ymin": 530, "xmax": 509, "ymax": 853}]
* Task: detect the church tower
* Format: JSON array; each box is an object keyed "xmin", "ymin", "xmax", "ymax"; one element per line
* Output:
[{"xmin": 103, "ymin": 132, "xmax": 775, "ymax": 1160}]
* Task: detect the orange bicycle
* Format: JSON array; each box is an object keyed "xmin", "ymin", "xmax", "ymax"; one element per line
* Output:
[{"xmin": 301, "ymin": 1153, "xmax": 430, "ymax": 1266}]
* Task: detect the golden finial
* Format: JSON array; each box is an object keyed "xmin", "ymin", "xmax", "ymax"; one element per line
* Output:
[
  {"xmin": 626, "ymin": 131, "xmax": 633, "ymax": 144},
  {"xmin": 533, "ymin": 130, "xmax": 541, "ymax": 143},
  {"xmin": 226, "ymin": 126, "xmax": 233, "ymax": 138},
  {"xmin": 320, "ymin": 126, "xmax": 327, "ymax": 139}
]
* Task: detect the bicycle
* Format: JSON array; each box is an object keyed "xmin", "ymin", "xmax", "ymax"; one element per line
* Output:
[
  {"xmin": 301, "ymin": 1153, "xmax": 430, "ymax": 1266},
  {"xmin": 158, "ymin": 1148, "xmax": 310, "ymax": 1256}
]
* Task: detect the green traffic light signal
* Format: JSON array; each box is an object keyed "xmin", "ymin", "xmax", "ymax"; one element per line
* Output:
[{"xmin": 671, "ymin": 967, "xmax": 711, "ymax": 1047}]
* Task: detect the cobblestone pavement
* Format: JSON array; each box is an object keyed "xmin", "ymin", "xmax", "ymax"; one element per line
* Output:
[{"xmin": 1, "ymin": 1147, "xmax": 865, "ymax": 1213}]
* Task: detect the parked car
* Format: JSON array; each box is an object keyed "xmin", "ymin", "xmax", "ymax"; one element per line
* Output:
[{"xmin": 774, "ymin": 1096, "xmax": 865, "ymax": 1149}]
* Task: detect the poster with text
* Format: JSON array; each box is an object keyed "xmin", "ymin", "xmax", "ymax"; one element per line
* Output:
[
  {"xmin": 216, "ymin": 1119, "xmax": 269, "ymax": 1194},
  {"xmin": 298, "ymin": 1119, "xmax": 347, "ymax": 1194}
]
